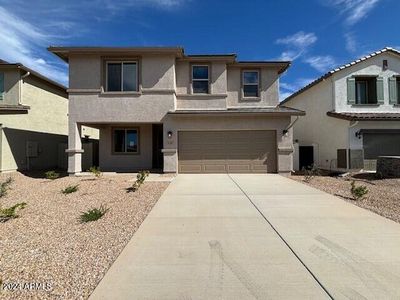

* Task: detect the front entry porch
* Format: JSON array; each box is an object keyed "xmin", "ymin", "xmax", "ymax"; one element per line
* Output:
[{"xmin": 67, "ymin": 122, "xmax": 164, "ymax": 174}]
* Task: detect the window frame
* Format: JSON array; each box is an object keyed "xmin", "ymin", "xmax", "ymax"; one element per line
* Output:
[
  {"xmin": 242, "ymin": 70, "xmax": 260, "ymax": 99},
  {"xmin": 191, "ymin": 64, "xmax": 210, "ymax": 94},
  {"xmin": 111, "ymin": 127, "xmax": 140, "ymax": 155},
  {"xmin": 105, "ymin": 61, "xmax": 139, "ymax": 93}
]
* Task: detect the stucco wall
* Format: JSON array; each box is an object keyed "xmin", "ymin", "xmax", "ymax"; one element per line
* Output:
[
  {"xmin": 227, "ymin": 67, "xmax": 279, "ymax": 108},
  {"xmin": 334, "ymin": 52, "xmax": 400, "ymax": 113},
  {"xmin": 0, "ymin": 75, "xmax": 69, "ymax": 171},
  {"xmin": 99, "ymin": 124, "xmax": 153, "ymax": 172},
  {"xmin": 162, "ymin": 115, "xmax": 293, "ymax": 174},
  {"xmin": 0, "ymin": 67, "xmax": 21, "ymax": 105},
  {"xmin": 286, "ymin": 79, "xmax": 349, "ymax": 170}
]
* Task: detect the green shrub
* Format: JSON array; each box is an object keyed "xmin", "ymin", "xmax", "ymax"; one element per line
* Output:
[
  {"xmin": 0, "ymin": 177, "xmax": 13, "ymax": 198},
  {"xmin": 0, "ymin": 202, "xmax": 27, "ymax": 222},
  {"xmin": 302, "ymin": 164, "xmax": 320, "ymax": 183},
  {"xmin": 79, "ymin": 205, "xmax": 108, "ymax": 223},
  {"xmin": 89, "ymin": 166, "xmax": 102, "ymax": 178},
  {"xmin": 45, "ymin": 170, "xmax": 60, "ymax": 180},
  {"xmin": 128, "ymin": 170, "xmax": 149, "ymax": 192},
  {"xmin": 61, "ymin": 184, "xmax": 79, "ymax": 195},
  {"xmin": 350, "ymin": 181, "xmax": 368, "ymax": 200}
]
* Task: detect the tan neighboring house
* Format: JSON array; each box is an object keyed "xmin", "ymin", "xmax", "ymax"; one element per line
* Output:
[
  {"xmin": 0, "ymin": 59, "xmax": 98, "ymax": 173},
  {"xmin": 49, "ymin": 46, "xmax": 304, "ymax": 175},
  {"xmin": 282, "ymin": 47, "xmax": 400, "ymax": 172}
]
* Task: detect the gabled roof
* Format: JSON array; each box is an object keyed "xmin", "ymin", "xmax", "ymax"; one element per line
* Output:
[
  {"xmin": 281, "ymin": 47, "xmax": 400, "ymax": 104},
  {"xmin": 0, "ymin": 60, "xmax": 67, "ymax": 92}
]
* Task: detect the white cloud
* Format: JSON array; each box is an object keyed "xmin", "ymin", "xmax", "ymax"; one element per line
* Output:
[
  {"xmin": 0, "ymin": 6, "xmax": 68, "ymax": 84},
  {"xmin": 279, "ymin": 91, "xmax": 292, "ymax": 101},
  {"xmin": 325, "ymin": 0, "xmax": 381, "ymax": 25},
  {"xmin": 344, "ymin": 32, "xmax": 357, "ymax": 53},
  {"xmin": 276, "ymin": 31, "xmax": 317, "ymax": 49},
  {"xmin": 276, "ymin": 31, "xmax": 317, "ymax": 61},
  {"xmin": 304, "ymin": 55, "xmax": 336, "ymax": 72},
  {"xmin": 0, "ymin": 0, "xmax": 189, "ymax": 85}
]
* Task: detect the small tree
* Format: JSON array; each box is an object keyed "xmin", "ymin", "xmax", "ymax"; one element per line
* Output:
[
  {"xmin": 89, "ymin": 166, "xmax": 102, "ymax": 178},
  {"xmin": 350, "ymin": 180, "xmax": 368, "ymax": 200},
  {"xmin": 128, "ymin": 170, "xmax": 150, "ymax": 192},
  {"xmin": 302, "ymin": 164, "xmax": 320, "ymax": 183},
  {"xmin": 0, "ymin": 177, "xmax": 13, "ymax": 197}
]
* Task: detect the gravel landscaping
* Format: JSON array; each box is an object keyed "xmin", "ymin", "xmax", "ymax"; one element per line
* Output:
[
  {"xmin": 0, "ymin": 172, "xmax": 169, "ymax": 299},
  {"xmin": 290, "ymin": 172, "xmax": 400, "ymax": 224}
]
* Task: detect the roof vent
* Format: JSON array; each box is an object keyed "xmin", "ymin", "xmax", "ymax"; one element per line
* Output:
[{"xmin": 383, "ymin": 59, "xmax": 388, "ymax": 70}]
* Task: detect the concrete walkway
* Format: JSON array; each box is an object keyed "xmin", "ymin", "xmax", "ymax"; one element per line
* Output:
[{"xmin": 90, "ymin": 174, "xmax": 400, "ymax": 300}]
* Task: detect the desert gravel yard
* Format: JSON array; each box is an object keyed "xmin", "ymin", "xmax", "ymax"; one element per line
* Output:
[
  {"xmin": 290, "ymin": 173, "xmax": 400, "ymax": 224},
  {"xmin": 0, "ymin": 172, "xmax": 169, "ymax": 300}
]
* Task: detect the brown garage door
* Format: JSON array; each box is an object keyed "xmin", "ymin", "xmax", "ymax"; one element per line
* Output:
[{"xmin": 178, "ymin": 130, "xmax": 277, "ymax": 173}]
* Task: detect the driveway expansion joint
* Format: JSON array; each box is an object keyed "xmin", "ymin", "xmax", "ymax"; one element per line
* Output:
[{"xmin": 227, "ymin": 174, "xmax": 334, "ymax": 300}]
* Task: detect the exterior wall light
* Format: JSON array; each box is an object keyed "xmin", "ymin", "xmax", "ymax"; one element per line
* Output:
[
  {"xmin": 355, "ymin": 130, "xmax": 362, "ymax": 139},
  {"xmin": 167, "ymin": 131, "xmax": 173, "ymax": 138}
]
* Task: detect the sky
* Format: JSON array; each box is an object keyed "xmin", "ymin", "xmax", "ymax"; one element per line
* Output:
[{"xmin": 0, "ymin": 0, "xmax": 398, "ymax": 100}]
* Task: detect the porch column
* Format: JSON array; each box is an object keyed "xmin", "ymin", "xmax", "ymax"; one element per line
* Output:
[{"xmin": 66, "ymin": 121, "xmax": 83, "ymax": 175}]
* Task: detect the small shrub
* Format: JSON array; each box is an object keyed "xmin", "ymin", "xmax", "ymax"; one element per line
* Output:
[
  {"xmin": 0, "ymin": 202, "xmax": 27, "ymax": 222},
  {"xmin": 350, "ymin": 180, "xmax": 368, "ymax": 200},
  {"xmin": 89, "ymin": 166, "xmax": 102, "ymax": 178},
  {"xmin": 302, "ymin": 164, "xmax": 320, "ymax": 183},
  {"xmin": 79, "ymin": 205, "xmax": 108, "ymax": 223},
  {"xmin": 0, "ymin": 177, "xmax": 13, "ymax": 198},
  {"xmin": 45, "ymin": 170, "xmax": 60, "ymax": 180},
  {"xmin": 136, "ymin": 170, "xmax": 149, "ymax": 184},
  {"xmin": 61, "ymin": 184, "xmax": 79, "ymax": 195},
  {"xmin": 127, "ymin": 170, "xmax": 150, "ymax": 192}
]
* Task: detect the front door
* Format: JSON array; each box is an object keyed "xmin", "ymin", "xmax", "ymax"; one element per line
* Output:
[{"xmin": 152, "ymin": 124, "xmax": 164, "ymax": 170}]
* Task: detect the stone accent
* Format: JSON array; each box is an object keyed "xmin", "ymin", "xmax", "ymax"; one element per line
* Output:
[{"xmin": 376, "ymin": 156, "xmax": 400, "ymax": 178}]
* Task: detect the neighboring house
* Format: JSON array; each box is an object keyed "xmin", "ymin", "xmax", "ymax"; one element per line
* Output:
[
  {"xmin": 0, "ymin": 60, "xmax": 98, "ymax": 173},
  {"xmin": 48, "ymin": 46, "xmax": 304, "ymax": 175},
  {"xmin": 282, "ymin": 47, "xmax": 400, "ymax": 172}
]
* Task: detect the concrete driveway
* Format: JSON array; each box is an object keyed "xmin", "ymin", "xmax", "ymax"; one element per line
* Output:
[{"xmin": 90, "ymin": 174, "xmax": 400, "ymax": 300}]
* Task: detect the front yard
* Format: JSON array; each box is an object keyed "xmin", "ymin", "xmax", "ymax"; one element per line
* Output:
[
  {"xmin": 0, "ymin": 172, "xmax": 169, "ymax": 299},
  {"xmin": 290, "ymin": 172, "xmax": 400, "ymax": 224}
]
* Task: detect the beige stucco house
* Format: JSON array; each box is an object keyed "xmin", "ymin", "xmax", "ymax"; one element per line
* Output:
[
  {"xmin": 282, "ymin": 47, "xmax": 400, "ymax": 172},
  {"xmin": 49, "ymin": 46, "xmax": 303, "ymax": 175},
  {"xmin": 0, "ymin": 60, "xmax": 98, "ymax": 173}
]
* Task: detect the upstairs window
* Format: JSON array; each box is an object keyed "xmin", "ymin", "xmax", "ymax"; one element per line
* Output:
[
  {"xmin": 106, "ymin": 62, "xmax": 138, "ymax": 92},
  {"xmin": 0, "ymin": 72, "xmax": 4, "ymax": 100},
  {"xmin": 355, "ymin": 77, "xmax": 377, "ymax": 104},
  {"xmin": 113, "ymin": 128, "xmax": 139, "ymax": 154},
  {"xmin": 243, "ymin": 70, "xmax": 259, "ymax": 98},
  {"xmin": 192, "ymin": 65, "xmax": 209, "ymax": 94}
]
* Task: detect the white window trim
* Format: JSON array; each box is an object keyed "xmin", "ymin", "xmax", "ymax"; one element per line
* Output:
[
  {"xmin": 106, "ymin": 61, "xmax": 138, "ymax": 92},
  {"xmin": 242, "ymin": 70, "xmax": 260, "ymax": 98},
  {"xmin": 192, "ymin": 65, "xmax": 209, "ymax": 94},
  {"xmin": 112, "ymin": 128, "xmax": 139, "ymax": 154}
]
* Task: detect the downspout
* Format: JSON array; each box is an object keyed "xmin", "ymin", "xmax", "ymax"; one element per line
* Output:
[
  {"xmin": 283, "ymin": 116, "xmax": 299, "ymax": 135},
  {"xmin": 21, "ymin": 71, "xmax": 31, "ymax": 170},
  {"xmin": 20, "ymin": 71, "xmax": 30, "ymax": 105}
]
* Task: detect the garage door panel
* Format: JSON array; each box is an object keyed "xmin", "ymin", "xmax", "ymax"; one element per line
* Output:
[{"xmin": 178, "ymin": 130, "xmax": 277, "ymax": 173}]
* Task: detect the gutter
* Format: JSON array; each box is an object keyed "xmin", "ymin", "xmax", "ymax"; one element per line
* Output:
[{"xmin": 283, "ymin": 116, "xmax": 299, "ymax": 135}]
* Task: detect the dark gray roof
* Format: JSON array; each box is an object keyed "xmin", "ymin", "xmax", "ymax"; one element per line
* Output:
[
  {"xmin": 169, "ymin": 106, "xmax": 305, "ymax": 116},
  {"xmin": 0, "ymin": 60, "xmax": 67, "ymax": 92},
  {"xmin": 327, "ymin": 111, "xmax": 400, "ymax": 121},
  {"xmin": 281, "ymin": 47, "xmax": 400, "ymax": 105}
]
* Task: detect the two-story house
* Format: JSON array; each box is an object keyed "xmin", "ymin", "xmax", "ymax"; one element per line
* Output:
[
  {"xmin": 0, "ymin": 59, "xmax": 98, "ymax": 173},
  {"xmin": 49, "ymin": 46, "xmax": 304, "ymax": 175},
  {"xmin": 282, "ymin": 47, "xmax": 400, "ymax": 172}
]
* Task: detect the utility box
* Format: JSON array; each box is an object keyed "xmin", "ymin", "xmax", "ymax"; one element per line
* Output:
[{"xmin": 26, "ymin": 141, "xmax": 39, "ymax": 157}]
